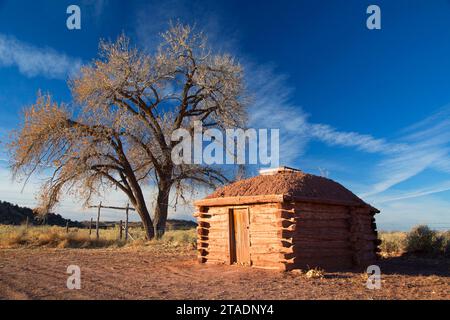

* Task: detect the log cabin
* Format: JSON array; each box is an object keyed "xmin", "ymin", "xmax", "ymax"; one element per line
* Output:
[{"xmin": 194, "ymin": 167, "xmax": 380, "ymax": 271}]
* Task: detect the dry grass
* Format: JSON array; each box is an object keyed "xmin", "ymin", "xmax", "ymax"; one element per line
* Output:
[
  {"xmin": 0, "ymin": 225, "xmax": 196, "ymax": 249},
  {"xmin": 379, "ymin": 226, "xmax": 450, "ymax": 257},
  {"xmin": 379, "ymin": 231, "xmax": 407, "ymax": 256}
]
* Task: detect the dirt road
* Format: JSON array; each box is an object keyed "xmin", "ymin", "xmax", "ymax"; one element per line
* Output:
[{"xmin": 0, "ymin": 247, "xmax": 448, "ymax": 299}]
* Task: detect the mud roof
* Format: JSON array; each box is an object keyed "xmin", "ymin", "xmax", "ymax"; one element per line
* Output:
[{"xmin": 195, "ymin": 170, "xmax": 378, "ymax": 211}]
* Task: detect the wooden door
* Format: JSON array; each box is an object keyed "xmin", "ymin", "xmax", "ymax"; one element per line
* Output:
[{"xmin": 229, "ymin": 208, "xmax": 251, "ymax": 265}]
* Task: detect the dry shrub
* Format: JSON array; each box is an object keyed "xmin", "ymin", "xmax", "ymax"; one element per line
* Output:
[
  {"xmin": 405, "ymin": 225, "xmax": 438, "ymax": 255},
  {"xmin": 305, "ymin": 267, "xmax": 324, "ymax": 279},
  {"xmin": 403, "ymin": 225, "xmax": 450, "ymax": 257},
  {"xmin": 437, "ymin": 231, "xmax": 450, "ymax": 257},
  {"xmin": 5, "ymin": 228, "xmax": 28, "ymax": 246},
  {"xmin": 379, "ymin": 226, "xmax": 450, "ymax": 257}
]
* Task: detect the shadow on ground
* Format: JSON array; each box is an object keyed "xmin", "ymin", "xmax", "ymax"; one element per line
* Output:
[{"xmin": 377, "ymin": 255, "xmax": 450, "ymax": 277}]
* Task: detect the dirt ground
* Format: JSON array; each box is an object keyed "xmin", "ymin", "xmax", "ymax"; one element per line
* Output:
[{"xmin": 0, "ymin": 247, "xmax": 448, "ymax": 300}]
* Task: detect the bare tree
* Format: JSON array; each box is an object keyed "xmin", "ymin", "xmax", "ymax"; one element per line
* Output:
[{"xmin": 8, "ymin": 23, "xmax": 248, "ymax": 239}]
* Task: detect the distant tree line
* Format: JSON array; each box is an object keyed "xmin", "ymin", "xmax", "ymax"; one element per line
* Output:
[{"xmin": 0, "ymin": 200, "xmax": 82, "ymax": 227}]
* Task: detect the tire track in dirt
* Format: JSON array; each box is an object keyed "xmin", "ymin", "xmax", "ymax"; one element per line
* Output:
[{"xmin": 0, "ymin": 278, "xmax": 31, "ymax": 300}]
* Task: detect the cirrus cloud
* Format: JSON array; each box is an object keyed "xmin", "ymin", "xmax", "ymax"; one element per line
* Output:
[{"xmin": 0, "ymin": 34, "xmax": 82, "ymax": 79}]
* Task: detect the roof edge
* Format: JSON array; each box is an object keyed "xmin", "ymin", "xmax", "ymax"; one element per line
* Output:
[{"xmin": 194, "ymin": 194, "xmax": 379, "ymax": 211}]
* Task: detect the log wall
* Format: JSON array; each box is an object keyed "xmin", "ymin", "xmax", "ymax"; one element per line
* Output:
[
  {"xmin": 196, "ymin": 201, "xmax": 379, "ymax": 271},
  {"xmin": 281, "ymin": 202, "xmax": 379, "ymax": 270},
  {"xmin": 196, "ymin": 206, "xmax": 230, "ymax": 265}
]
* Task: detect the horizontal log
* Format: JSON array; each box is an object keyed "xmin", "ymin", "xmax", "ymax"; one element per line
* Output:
[
  {"xmin": 293, "ymin": 240, "xmax": 350, "ymax": 249},
  {"xmin": 197, "ymin": 242, "xmax": 228, "ymax": 249},
  {"xmin": 204, "ymin": 259, "xmax": 228, "ymax": 265},
  {"xmin": 298, "ymin": 212, "xmax": 350, "ymax": 220},
  {"xmin": 251, "ymin": 244, "xmax": 285, "ymax": 250},
  {"xmin": 197, "ymin": 227, "xmax": 229, "ymax": 233},
  {"xmin": 250, "ymin": 219, "xmax": 295, "ymax": 229},
  {"xmin": 194, "ymin": 194, "xmax": 285, "ymax": 206},
  {"xmin": 196, "ymin": 219, "xmax": 229, "ymax": 226},
  {"xmin": 293, "ymin": 248, "xmax": 353, "ymax": 257},
  {"xmin": 296, "ymin": 220, "xmax": 349, "ymax": 228},
  {"xmin": 296, "ymin": 227, "xmax": 350, "ymax": 235},
  {"xmin": 291, "ymin": 259, "xmax": 353, "ymax": 269},
  {"xmin": 249, "ymin": 216, "xmax": 282, "ymax": 224},
  {"xmin": 251, "ymin": 256, "xmax": 295, "ymax": 265},
  {"xmin": 252, "ymin": 264, "xmax": 286, "ymax": 271},
  {"xmin": 195, "ymin": 211, "xmax": 227, "ymax": 216},
  {"xmin": 295, "ymin": 233, "xmax": 349, "ymax": 241},
  {"xmin": 201, "ymin": 251, "xmax": 229, "ymax": 259},
  {"xmin": 287, "ymin": 203, "xmax": 350, "ymax": 213},
  {"xmin": 250, "ymin": 237, "xmax": 283, "ymax": 243},
  {"xmin": 250, "ymin": 247, "xmax": 287, "ymax": 255},
  {"xmin": 251, "ymin": 261, "xmax": 286, "ymax": 270},
  {"xmin": 349, "ymin": 234, "xmax": 378, "ymax": 241},
  {"xmin": 247, "ymin": 230, "xmax": 280, "ymax": 237}
]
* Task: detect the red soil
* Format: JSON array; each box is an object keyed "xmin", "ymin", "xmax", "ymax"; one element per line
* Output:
[{"xmin": 0, "ymin": 247, "xmax": 448, "ymax": 300}]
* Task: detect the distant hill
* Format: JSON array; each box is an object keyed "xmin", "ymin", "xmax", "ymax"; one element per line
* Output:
[
  {"xmin": 0, "ymin": 200, "xmax": 83, "ymax": 228},
  {"xmin": 0, "ymin": 201, "xmax": 197, "ymax": 230}
]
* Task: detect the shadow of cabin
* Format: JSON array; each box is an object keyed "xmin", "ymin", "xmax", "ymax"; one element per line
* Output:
[{"xmin": 194, "ymin": 167, "xmax": 380, "ymax": 271}]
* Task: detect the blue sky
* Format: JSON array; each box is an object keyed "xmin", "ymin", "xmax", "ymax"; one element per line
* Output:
[{"xmin": 0, "ymin": 0, "xmax": 449, "ymax": 230}]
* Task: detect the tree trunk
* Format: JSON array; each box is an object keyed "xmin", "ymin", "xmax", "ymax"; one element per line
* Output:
[
  {"xmin": 153, "ymin": 181, "xmax": 171, "ymax": 239},
  {"xmin": 135, "ymin": 201, "xmax": 155, "ymax": 240},
  {"xmin": 124, "ymin": 169, "xmax": 155, "ymax": 240}
]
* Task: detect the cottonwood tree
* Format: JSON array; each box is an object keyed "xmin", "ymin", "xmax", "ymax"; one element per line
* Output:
[{"xmin": 8, "ymin": 23, "xmax": 248, "ymax": 239}]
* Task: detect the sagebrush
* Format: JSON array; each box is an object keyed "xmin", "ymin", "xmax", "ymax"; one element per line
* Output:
[{"xmin": 379, "ymin": 225, "xmax": 449, "ymax": 257}]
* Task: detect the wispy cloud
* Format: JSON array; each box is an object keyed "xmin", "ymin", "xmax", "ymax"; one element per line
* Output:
[
  {"xmin": 0, "ymin": 34, "xmax": 82, "ymax": 79},
  {"xmin": 247, "ymin": 64, "xmax": 450, "ymax": 202},
  {"xmin": 247, "ymin": 64, "xmax": 309, "ymax": 165},
  {"xmin": 362, "ymin": 107, "xmax": 450, "ymax": 197},
  {"xmin": 307, "ymin": 123, "xmax": 407, "ymax": 154},
  {"xmin": 247, "ymin": 64, "xmax": 407, "ymax": 165},
  {"xmin": 373, "ymin": 180, "xmax": 450, "ymax": 203}
]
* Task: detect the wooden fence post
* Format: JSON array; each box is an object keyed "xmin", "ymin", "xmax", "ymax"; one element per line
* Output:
[
  {"xmin": 119, "ymin": 220, "xmax": 123, "ymax": 240},
  {"xmin": 89, "ymin": 217, "xmax": 93, "ymax": 235},
  {"xmin": 66, "ymin": 221, "xmax": 69, "ymax": 233},
  {"xmin": 88, "ymin": 202, "xmax": 136, "ymax": 241},
  {"xmin": 125, "ymin": 203, "xmax": 129, "ymax": 241},
  {"xmin": 96, "ymin": 201, "xmax": 102, "ymax": 240}
]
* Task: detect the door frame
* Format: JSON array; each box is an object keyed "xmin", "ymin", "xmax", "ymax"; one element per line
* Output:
[{"xmin": 228, "ymin": 206, "xmax": 251, "ymax": 265}]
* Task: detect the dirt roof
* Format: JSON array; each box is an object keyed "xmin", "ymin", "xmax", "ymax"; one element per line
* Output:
[{"xmin": 206, "ymin": 171, "xmax": 372, "ymax": 207}]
